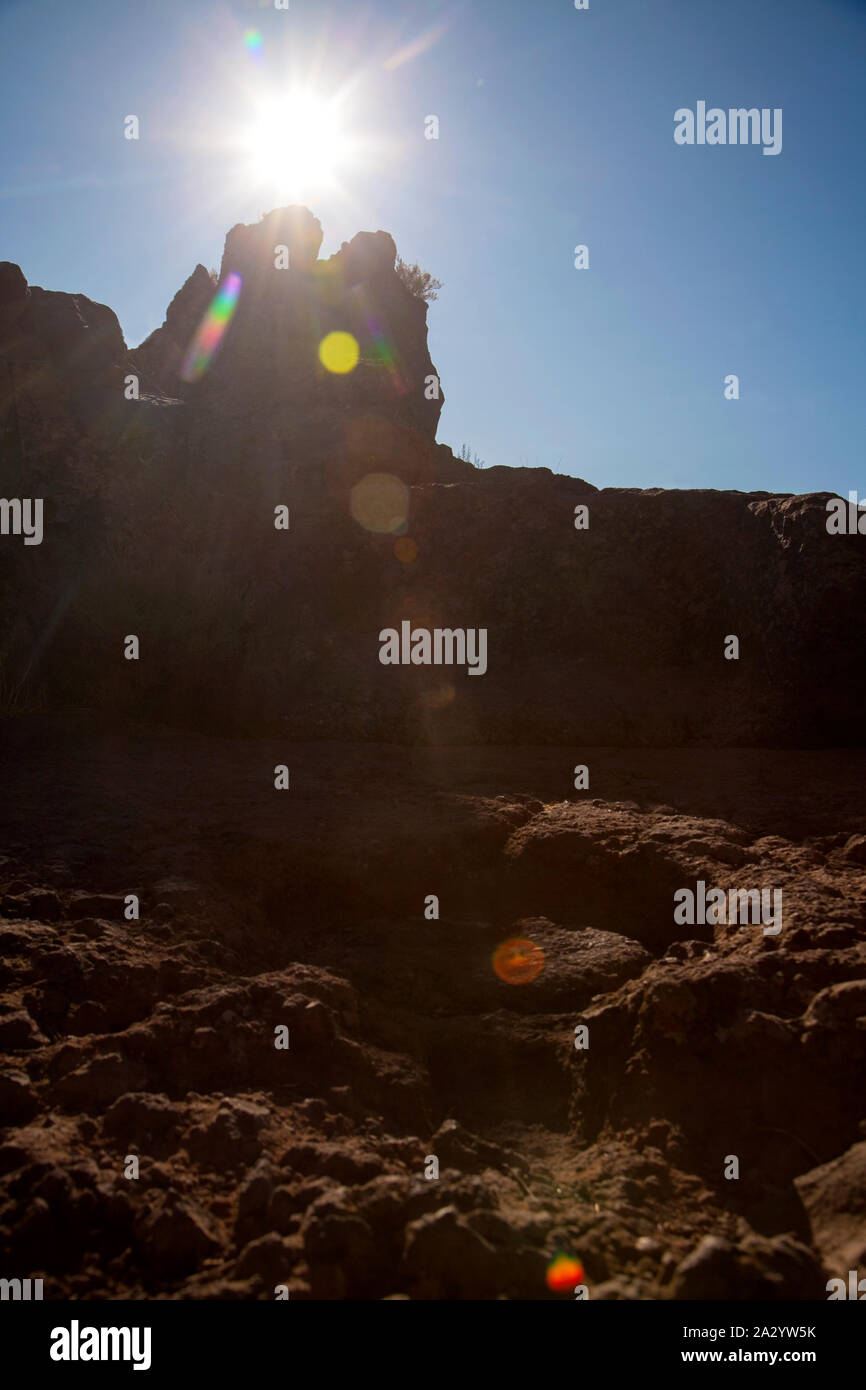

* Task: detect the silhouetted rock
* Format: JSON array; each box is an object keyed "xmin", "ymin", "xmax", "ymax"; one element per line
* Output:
[
  {"xmin": 130, "ymin": 263, "xmax": 214, "ymax": 395},
  {"xmin": 0, "ymin": 206, "xmax": 864, "ymax": 755},
  {"xmin": 0, "ymin": 261, "xmax": 28, "ymax": 308}
]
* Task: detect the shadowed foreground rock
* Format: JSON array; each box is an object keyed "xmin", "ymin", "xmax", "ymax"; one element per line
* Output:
[{"xmin": 0, "ymin": 725, "xmax": 864, "ymax": 1299}]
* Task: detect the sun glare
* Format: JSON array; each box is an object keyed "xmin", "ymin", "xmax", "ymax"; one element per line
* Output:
[{"xmin": 243, "ymin": 91, "xmax": 345, "ymax": 197}]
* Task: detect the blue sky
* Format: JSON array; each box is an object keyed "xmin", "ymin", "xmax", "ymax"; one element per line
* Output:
[{"xmin": 1, "ymin": 0, "xmax": 864, "ymax": 493}]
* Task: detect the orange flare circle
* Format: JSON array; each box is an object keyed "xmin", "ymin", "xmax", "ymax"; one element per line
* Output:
[
  {"xmin": 394, "ymin": 536, "xmax": 417, "ymax": 563},
  {"xmin": 419, "ymin": 683, "xmax": 455, "ymax": 710},
  {"xmin": 492, "ymin": 937, "xmax": 545, "ymax": 985},
  {"xmin": 546, "ymin": 1254, "xmax": 585, "ymax": 1292}
]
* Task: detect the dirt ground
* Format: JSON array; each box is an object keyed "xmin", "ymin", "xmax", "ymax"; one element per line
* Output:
[{"xmin": 1, "ymin": 712, "xmax": 864, "ymax": 1299}]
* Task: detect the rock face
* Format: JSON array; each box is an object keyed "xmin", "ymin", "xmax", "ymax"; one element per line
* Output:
[
  {"xmin": 1, "ymin": 208, "xmax": 864, "ymax": 745},
  {"xmin": 130, "ymin": 263, "xmax": 215, "ymax": 397}
]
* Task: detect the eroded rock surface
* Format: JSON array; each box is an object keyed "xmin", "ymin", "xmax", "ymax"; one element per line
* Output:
[{"xmin": 0, "ymin": 728, "xmax": 863, "ymax": 1299}]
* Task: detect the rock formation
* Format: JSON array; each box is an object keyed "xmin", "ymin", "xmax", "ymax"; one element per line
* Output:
[
  {"xmin": 1, "ymin": 211, "xmax": 864, "ymax": 1303},
  {"xmin": 1, "ymin": 207, "xmax": 864, "ymax": 746}
]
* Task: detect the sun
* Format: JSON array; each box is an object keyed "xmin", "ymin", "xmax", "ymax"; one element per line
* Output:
[{"xmin": 243, "ymin": 91, "xmax": 345, "ymax": 198}]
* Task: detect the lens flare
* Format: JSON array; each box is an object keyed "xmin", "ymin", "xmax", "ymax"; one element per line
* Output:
[
  {"xmin": 492, "ymin": 937, "xmax": 545, "ymax": 985},
  {"xmin": 319, "ymin": 330, "xmax": 359, "ymax": 374},
  {"xmin": 350, "ymin": 472, "xmax": 409, "ymax": 534},
  {"xmin": 243, "ymin": 28, "xmax": 263, "ymax": 58},
  {"xmin": 419, "ymin": 683, "xmax": 455, "ymax": 710},
  {"xmin": 394, "ymin": 536, "xmax": 417, "ymax": 563},
  {"xmin": 179, "ymin": 272, "xmax": 242, "ymax": 383},
  {"xmin": 243, "ymin": 91, "xmax": 345, "ymax": 195},
  {"xmin": 546, "ymin": 1254, "xmax": 585, "ymax": 1292},
  {"xmin": 366, "ymin": 313, "xmax": 406, "ymax": 393}
]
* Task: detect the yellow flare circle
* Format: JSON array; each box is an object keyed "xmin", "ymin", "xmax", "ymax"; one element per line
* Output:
[{"xmin": 319, "ymin": 330, "xmax": 359, "ymax": 374}]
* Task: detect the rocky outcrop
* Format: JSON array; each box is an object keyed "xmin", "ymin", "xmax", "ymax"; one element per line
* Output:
[
  {"xmin": 127, "ymin": 206, "xmax": 443, "ymax": 448},
  {"xmin": 0, "ymin": 213, "xmax": 864, "ymax": 747},
  {"xmin": 0, "ymin": 262, "xmax": 125, "ymax": 381},
  {"xmin": 130, "ymin": 263, "xmax": 215, "ymax": 397}
]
